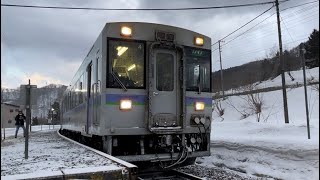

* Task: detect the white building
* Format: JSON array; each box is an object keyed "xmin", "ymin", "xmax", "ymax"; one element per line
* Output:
[{"xmin": 1, "ymin": 103, "xmax": 21, "ymax": 128}]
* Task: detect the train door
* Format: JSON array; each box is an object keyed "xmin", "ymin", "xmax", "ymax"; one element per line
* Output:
[
  {"xmin": 149, "ymin": 49, "xmax": 182, "ymax": 131},
  {"xmin": 86, "ymin": 62, "xmax": 93, "ymax": 134},
  {"xmin": 93, "ymin": 53, "xmax": 100, "ymax": 125}
]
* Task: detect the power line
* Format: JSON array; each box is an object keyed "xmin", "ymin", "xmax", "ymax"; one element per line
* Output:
[
  {"xmin": 281, "ymin": 0, "xmax": 319, "ymax": 11},
  {"xmin": 221, "ymin": 37, "xmax": 309, "ymax": 61},
  {"xmin": 284, "ymin": 15, "xmax": 319, "ymax": 28},
  {"xmin": 211, "ymin": 5, "xmax": 275, "ymax": 46},
  {"xmin": 213, "ymin": 0, "xmax": 319, "ymax": 50},
  {"xmin": 0, "ymin": 1, "xmax": 285, "ymax": 11},
  {"xmin": 284, "ymin": 12, "xmax": 319, "ymax": 24},
  {"xmin": 222, "ymin": 12, "xmax": 276, "ymax": 47},
  {"xmin": 236, "ymin": 8, "xmax": 318, "ymax": 42}
]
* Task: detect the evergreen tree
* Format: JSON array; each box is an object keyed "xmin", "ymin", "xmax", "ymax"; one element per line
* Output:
[{"xmin": 304, "ymin": 29, "xmax": 319, "ymax": 68}]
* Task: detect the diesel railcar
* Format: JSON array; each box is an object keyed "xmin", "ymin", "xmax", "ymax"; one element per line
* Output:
[{"xmin": 60, "ymin": 22, "xmax": 212, "ymax": 168}]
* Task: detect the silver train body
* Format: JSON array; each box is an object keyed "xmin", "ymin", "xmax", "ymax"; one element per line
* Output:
[{"xmin": 61, "ymin": 22, "xmax": 212, "ymax": 165}]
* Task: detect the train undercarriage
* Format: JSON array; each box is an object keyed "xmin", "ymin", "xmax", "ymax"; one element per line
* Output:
[{"xmin": 59, "ymin": 129, "xmax": 209, "ymax": 169}]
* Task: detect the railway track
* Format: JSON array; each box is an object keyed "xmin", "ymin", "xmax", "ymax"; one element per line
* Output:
[
  {"xmin": 58, "ymin": 130, "xmax": 204, "ymax": 180},
  {"xmin": 137, "ymin": 169, "xmax": 204, "ymax": 180}
]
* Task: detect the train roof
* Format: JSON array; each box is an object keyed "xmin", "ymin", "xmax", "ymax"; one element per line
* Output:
[{"xmin": 103, "ymin": 21, "xmax": 211, "ymax": 39}]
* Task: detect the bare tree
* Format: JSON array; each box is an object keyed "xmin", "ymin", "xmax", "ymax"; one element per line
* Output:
[
  {"xmin": 213, "ymin": 99, "xmax": 225, "ymax": 121},
  {"xmin": 311, "ymin": 84, "xmax": 319, "ymax": 93},
  {"xmin": 307, "ymin": 77, "xmax": 319, "ymax": 94},
  {"xmin": 226, "ymin": 98, "xmax": 249, "ymax": 120},
  {"xmin": 237, "ymin": 84, "xmax": 265, "ymax": 122},
  {"xmin": 310, "ymin": 82, "xmax": 319, "ymax": 94}
]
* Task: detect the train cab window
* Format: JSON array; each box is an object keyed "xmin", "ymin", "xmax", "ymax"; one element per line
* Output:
[
  {"xmin": 108, "ymin": 39, "xmax": 145, "ymax": 89},
  {"xmin": 156, "ymin": 53, "xmax": 174, "ymax": 91},
  {"xmin": 185, "ymin": 46, "xmax": 211, "ymax": 92}
]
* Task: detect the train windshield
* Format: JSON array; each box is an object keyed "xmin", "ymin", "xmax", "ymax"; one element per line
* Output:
[
  {"xmin": 108, "ymin": 39, "xmax": 145, "ymax": 88},
  {"xmin": 185, "ymin": 47, "xmax": 211, "ymax": 92}
]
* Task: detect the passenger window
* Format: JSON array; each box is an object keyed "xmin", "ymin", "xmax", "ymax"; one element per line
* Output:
[
  {"xmin": 156, "ymin": 53, "xmax": 174, "ymax": 91},
  {"xmin": 108, "ymin": 39, "xmax": 145, "ymax": 88}
]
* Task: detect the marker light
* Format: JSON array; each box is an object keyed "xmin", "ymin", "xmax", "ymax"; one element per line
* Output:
[
  {"xmin": 120, "ymin": 99, "xmax": 132, "ymax": 110},
  {"xmin": 121, "ymin": 26, "xmax": 132, "ymax": 37},
  {"xmin": 195, "ymin": 102, "xmax": 205, "ymax": 111},
  {"xmin": 194, "ymin": 37, "xmax": 204, "ymax": 46}
]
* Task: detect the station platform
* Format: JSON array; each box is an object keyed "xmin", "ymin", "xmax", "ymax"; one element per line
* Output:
[{"xmin": 1, "ymin": 129, "xmax": 136, "ymax": 180}]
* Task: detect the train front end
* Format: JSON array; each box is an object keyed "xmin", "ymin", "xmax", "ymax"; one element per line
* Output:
[{"xmin": 101, "ymin": 22, "xmax": 212, "ymax": 167}]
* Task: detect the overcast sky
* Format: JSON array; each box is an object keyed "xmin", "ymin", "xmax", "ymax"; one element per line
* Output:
[{"xmin": 1, "ymin": 0, "xmax": 319, "ymax": 89}]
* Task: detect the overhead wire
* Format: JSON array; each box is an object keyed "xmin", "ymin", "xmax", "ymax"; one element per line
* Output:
[
  {"xmin": 222, "ymin": 12, "xmax": 276, "ymax": 48},
  {"xmin": 211, "ymin": 5, "xmax": 275, "ymax": 46},
  {"xmin": 213, "ymin": 0, "xmax": 319, "ymax": 51},
  {"xmin": 1, "ymin": 1, "xmax": 287, "ymax": 11},
  {"xmin": 221, "ymin": 37, "xmax": 309, "ymax": 62},
  {"xmin": 281, "ymin": 0, "xmax": 319, "ymax": 11}
]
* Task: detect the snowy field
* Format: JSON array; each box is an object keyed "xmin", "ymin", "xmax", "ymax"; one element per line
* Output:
[
  {"xmin": 226, "ymin": 67, "xmax": 319, "ymax": 95},
  {"xmin": 256, "ymin": 67, "xmax": 319, "ymax": 89},
  {"xmin": 205, "ymin": 68, "xmax": 319, "ymax": 180}
]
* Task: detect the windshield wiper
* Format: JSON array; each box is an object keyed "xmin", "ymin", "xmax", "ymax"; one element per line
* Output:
[
  {"xmin": 111, "ymin": 69, "xmax": 127, "ymax": 91},
  {"xmin": 197, "ymin": 65, "xmax": 201, "ymax": 94}
]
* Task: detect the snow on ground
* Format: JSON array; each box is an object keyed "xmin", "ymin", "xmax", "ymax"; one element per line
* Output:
[
  {"xmin": 1, "ymin": 125, "xmax": 60, "ymax": 140},
  {"xmin": 256, "ymin": 67, "xmax": 319, "ymax": 89},
  {"xmin": 206, "ymin": 68, "xmax": 319, "ymax": 180},
  {"xmin": 1, "ymin": 129, "xmax": 122, "ymax": 177},
  {"xmin": 226, "ymin": 67, "xmax": 319, "ymax": 94}
]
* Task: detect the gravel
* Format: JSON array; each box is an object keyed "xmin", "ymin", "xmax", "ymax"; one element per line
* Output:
[{"xmin": 178, "ymin": 164, "xmax": 266, "ymax": 180}]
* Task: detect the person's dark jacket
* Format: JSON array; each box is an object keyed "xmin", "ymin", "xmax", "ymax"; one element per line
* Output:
[{"xmin": 15, "ymin": 113, "xmax": 26, "ymax": 126}]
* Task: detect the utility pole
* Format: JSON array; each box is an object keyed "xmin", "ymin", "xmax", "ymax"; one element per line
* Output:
[
  {"xmin": 275, "ymin": 0, "xmax": 289, "ymax": 123},
  {"xmin": 300, "ymin": 44, "xmax": 311, "ymax": 139},
  {"xmin": 218, "ymin": 40, "xmax": 225, "ymax": 99},
  {"xmin": 25, "ymin": 79, "xmax": 31, "ymax": 159},
  {"xmin": 1, "ymin": 80, "xmax": 2, "ymax": 141}
]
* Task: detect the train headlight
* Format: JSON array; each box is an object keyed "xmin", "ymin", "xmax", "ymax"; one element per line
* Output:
[
  {"xmin": 195, "ymin": 102, "xmax": 205, "ymax": 111},
  {"xmin": 194, "ymin": 37, "xmax": 204, "ymax": 46},
  {"xmin": 121, "ymin": 26, "xmax": 132, "ymax": 37},
  {"xmin": 120, "ymin": 99, "xmax": 132, "ymax": 110}
]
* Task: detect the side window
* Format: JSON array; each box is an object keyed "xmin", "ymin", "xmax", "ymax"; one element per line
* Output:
[
  {"xmin": 8, "ymin": 120, "xmax": 12, "ymax": 124},
  {"xmin": 79, "ymin": 81, "xmax": 83, "ymax": 104},
  {"xmin": 71, "ymin": 88, "xmax": 74, "ymax": 108},
  {"xmin": 10, "ymin": 109, "xmax": 13, "ymax": 113},
  {"xmin": 107, "ymin": 39, "xmax": 145, "ymax": 88},
  {"xmin": 83, "ymin": 72, "xmax": 87, "ymax": 101},
  {"xmin": 75, "ymin": 81, "xmax": 79, "ymax": 106},
  {"xmin": 68, "ymin": 91, "xmax": 71, "ymax": 110}
]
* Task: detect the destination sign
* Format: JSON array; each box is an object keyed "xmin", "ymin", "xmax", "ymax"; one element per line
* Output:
[{"xmin": 184, "ymin": 47, "xmax": 210, "ymax": 59}]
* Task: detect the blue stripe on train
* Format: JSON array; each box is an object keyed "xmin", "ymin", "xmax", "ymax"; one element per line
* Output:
[{"xmin": 106, "ymin": 94, "xmax": 146, "ymax": 105}]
